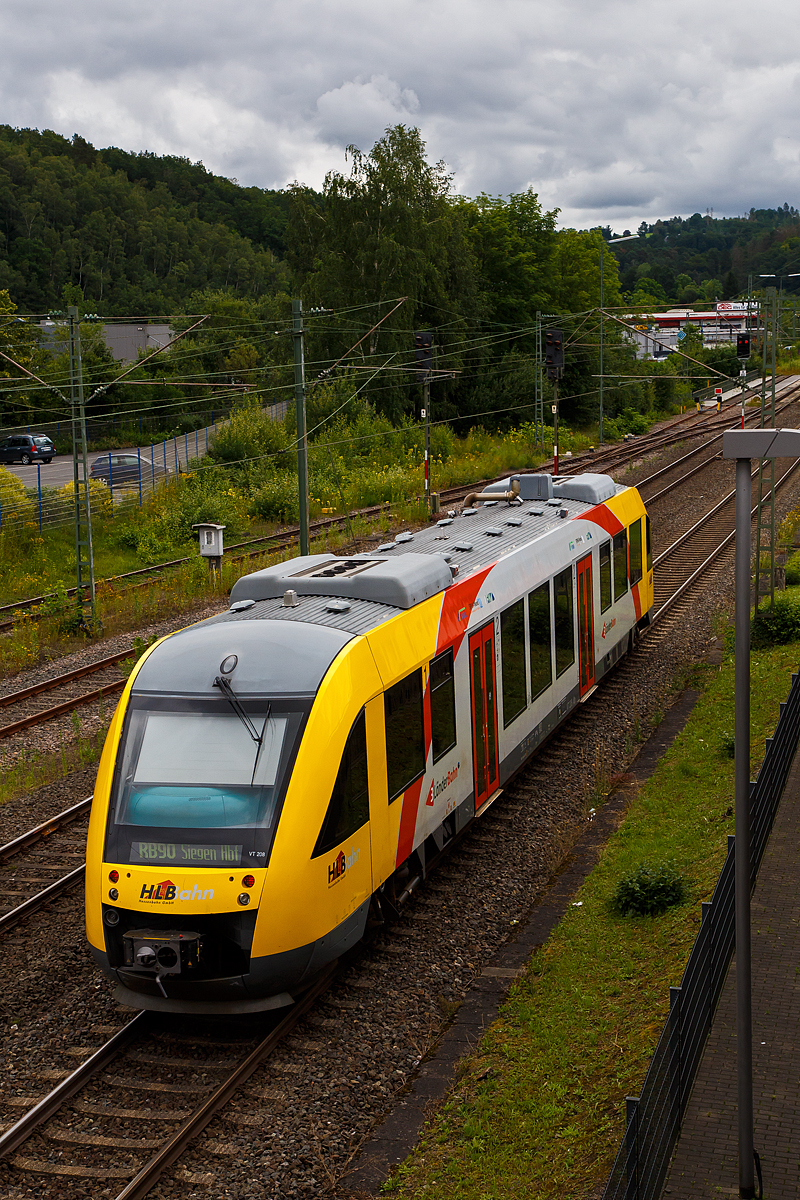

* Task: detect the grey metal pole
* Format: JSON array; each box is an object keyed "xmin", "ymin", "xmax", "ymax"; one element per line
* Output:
[
  {"xmin": 292, "ymin": 298, "xmax": 309, "ymax": 556},
  {"xmin": 734, "ymin": 453, "xmax": 755, "ymax": 1199}
]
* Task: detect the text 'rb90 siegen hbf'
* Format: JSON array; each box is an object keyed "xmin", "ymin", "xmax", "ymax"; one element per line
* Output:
[{"xmin": 85, "ymin": 470, "xmax": 652, "ymax": 1014}]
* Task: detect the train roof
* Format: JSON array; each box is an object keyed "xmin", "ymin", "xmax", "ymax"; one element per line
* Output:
[
  {"xmin": 222, "ymin": 471, "xmax": 629, "ymax": 626},
  {"xmin": 133, "ymin": 472, "xmax": 632, "ymax": 696}
]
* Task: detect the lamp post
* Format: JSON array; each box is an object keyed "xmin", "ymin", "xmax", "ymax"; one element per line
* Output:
[
  {"xmin": 599, "ymin": 233, "xmax": 639, "ymax": 442},
  {"xmin": 723, "ymin": 426, "xmax": 800, "ymax": 1197}
]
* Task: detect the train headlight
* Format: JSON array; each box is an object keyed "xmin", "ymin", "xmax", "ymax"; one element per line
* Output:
[
  {"xmin": 242, "ymin": 875, "xmax": 255, "ymax": 888},
  {"xmin": 109, "ymin": 870, "xmax": 119, "ymax": 883},
  {"xmin": 237, "ymin": 892, "xmax": 251, "ymax": 906},
  {"xmin": 104, "ymin": 909, "xmax": 119, "ymax": 926},
  {"xmin": 109, "ymin": 888, "xmax": 119, "ymax": 901}
]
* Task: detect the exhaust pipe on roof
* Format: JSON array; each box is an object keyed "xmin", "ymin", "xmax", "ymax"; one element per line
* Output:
[{"xmin": 463, "ymin": 478, "xmax": 521, "ymax": 509}]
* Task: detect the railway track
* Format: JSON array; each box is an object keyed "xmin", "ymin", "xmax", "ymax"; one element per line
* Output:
[
  {"xmin": 0, "ymin": 647, "xmax": 133, "ymax": 741},
  {"xmin": 2, "ymin": 437, "xmax": 800, "ymax": 1193},
  {"xmin": 0, "ymin": 799, "xmax": 90, "ymax": 935},
  {"xmin": 2, "ymin": 375, "xmax": 798, "ymax": 638},
  {"xmin": 5, "ymin": 387, "xmax": 800, "ymax": 748},
  {"xmin": 0, "ymin": 966, "xmax": 336, "ymax": 1196}
]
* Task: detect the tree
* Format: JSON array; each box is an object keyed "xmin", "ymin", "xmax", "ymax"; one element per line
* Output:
[{"xmin": 286, "ymin": 126, "xmax": 480, "ymax": 422}]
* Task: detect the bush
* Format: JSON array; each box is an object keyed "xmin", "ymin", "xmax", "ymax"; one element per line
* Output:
[
  {"xmin": 209, "ymin": 401, "xmax": 292, "ymax": 470},
  {"xmin": 0, "ymin": 466, "xmax": 35, "ymax": 530},
  {"xmin": 751, "ymin": 593, "xmax": 800, "ymax": 648},
  {"xmin": 785, "ymin": 551, "xmax": 800, "ymax": 587},
  {"xmin": 249, "ymin": 474, "xmax": 300, "ymax": 522},
  {"xmin": 610, "ymin": 859, "xmax": 688, "ymax": 917}
]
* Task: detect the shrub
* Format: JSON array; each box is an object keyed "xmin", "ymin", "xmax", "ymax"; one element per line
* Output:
[
  {"xmin": 208, "ymin": 401, "xmax": 292, "ymax": 470},
  {"xmin": 751, "ymin": 593, "xmax": 800, "ymax": 648},
  {"xmin": 610, "ymin": 859, "xmax": 688, "ymax": 917},
  {"xmin": 249, "ymin": 474, "xmax": 300, "ymax": 522},
  {"xmin": 785, "ymin": 551, "xmax": 800, "ymax": 587},
  {"xmin": 0, "ymin": 466, "xmax": 35, "ymax": 529}
]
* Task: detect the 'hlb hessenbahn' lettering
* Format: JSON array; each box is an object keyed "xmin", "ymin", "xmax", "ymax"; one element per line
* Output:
[
  {"xmin": 139, "ymin": 880, "xmax": 215, "ymax": 902},
  {"xmin": 328, "ymin": 846, "xmax": 360, "ymax": 886}
]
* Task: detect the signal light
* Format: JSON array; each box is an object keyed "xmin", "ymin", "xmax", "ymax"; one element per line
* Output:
[
  {"xmin": 737, "ymin": 333, "xmax": 751, "ymax": 359},
  {"xmin": 242, "ymin": 875, "xmax": 255, "ymax": 888},
  {"xmin": 109, "ymin": 870, "xmax": 119, "ymax": 883},
  {"xmin": 414, "ymin": 330, "xmax": 434, "ymax": 382},
  {"xmin": 545, "ymin": 329, "xmax": 564, "ymax": 381}
]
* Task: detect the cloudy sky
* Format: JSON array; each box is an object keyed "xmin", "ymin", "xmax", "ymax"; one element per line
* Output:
[{"xmin": 2, "ymin": 0, "xmax": 799, "ymax": 230}]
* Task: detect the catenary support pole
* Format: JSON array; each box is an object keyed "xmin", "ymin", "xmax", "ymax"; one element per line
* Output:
[
  {"xmin": 735, "ymin": 453, "xmax": 755, "ymax": 1199},
  {"xmin": 292, "ymin": 299, "xmax": 309, "ymax": 556}
]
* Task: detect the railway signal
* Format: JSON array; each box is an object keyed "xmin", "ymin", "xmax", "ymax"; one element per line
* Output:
[
  {"xmin": 545, "ymin": 329, "xmax": 564, "ymax": 381},
  {"xmin": 737, "ymin": 333, "xmax": 751, "ymax": 359}
]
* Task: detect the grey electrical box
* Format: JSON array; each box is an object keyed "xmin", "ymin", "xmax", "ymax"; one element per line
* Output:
[{"xmin": 192, "ymin": 523, "xmax": 226, "ymax": 558}]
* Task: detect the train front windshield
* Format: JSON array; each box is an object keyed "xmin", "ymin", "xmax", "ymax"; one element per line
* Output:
[{"xmin": 105, "ymin": 700, "xmax": 305, "ymax": 869}]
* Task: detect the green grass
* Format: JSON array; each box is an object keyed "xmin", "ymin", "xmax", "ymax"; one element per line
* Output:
[{"xmin": 384, "ymin": 638, "xmax": 800, "ymax": 1200}]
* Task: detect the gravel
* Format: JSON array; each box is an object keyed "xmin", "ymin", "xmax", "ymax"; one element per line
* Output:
[{"xmin": 2, "ymin": 433, "xmax": 800, "ymax": 1199}]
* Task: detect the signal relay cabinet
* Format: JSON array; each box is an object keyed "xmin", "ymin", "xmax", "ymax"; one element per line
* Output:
[{"xmin": 192, "ymin": 523, "xmax": 226, "ymax": 559}]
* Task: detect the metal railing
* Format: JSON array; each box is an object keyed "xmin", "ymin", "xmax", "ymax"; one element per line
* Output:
[{"xmin": 602, "ymin": 667, "xmax": 800, "ymax": 1200}]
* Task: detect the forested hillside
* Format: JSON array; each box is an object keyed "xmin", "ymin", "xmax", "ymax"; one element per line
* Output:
[
  {"xmin": 1, "ymin": 122, "xmax": 796, "ymax": 438},
  {"xmin": 0, "ymin": 126, "xmax": 290, "ymax": 313},
  {"xmin": 615, "ymin": 207, "xmax": 800, "ymax": 308}
]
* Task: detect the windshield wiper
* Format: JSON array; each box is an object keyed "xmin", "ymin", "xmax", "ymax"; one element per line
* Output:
[{"xmin": 213, "ymin": 675, "xmax": 264, "ymax": 745}]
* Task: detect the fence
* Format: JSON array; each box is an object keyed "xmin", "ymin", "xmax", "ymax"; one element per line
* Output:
[
  {"xmin": 602, "ymin": 667, "xmax": 800, "ymax": 1200},
  {"xmin": 0, "ymin": 399, "xmax": 290, "ymax": 534}
]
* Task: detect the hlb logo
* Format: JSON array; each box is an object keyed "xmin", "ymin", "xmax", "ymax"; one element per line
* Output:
[
  {"xmin": 139, "ymin": 879, "xmax": 215, "ymax": 903},
  {"xmin": 328, "ymin": 846, "xmax": 360, "ymax": 887},
  {"xmin": 140, "ymin": 879, "xmax": 176, "ymax": 901}
]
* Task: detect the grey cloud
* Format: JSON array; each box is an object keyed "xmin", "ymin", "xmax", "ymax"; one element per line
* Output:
[{"xmin": 1, "ymin": 0, "xmax": 799, "ymax": 230}]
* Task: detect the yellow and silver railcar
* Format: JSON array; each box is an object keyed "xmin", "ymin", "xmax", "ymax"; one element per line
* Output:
[{"xmin": 85, "ymin": 471, "xmax": 652, "ymax": 1013}]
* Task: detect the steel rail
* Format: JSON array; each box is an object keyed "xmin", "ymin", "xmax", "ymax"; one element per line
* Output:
[
  {"xmin": 0, "ymin": 647, "xmax": 133, "ymax": 709},
  {"xmin": 114, "ymin": 965, "xmax": 337, "ymax": 1200},
  {"xmin": 0, "ymin": 796, "xmax": 92, "ymax": 863},
  {"xmin": 3, "ymin": 376, "xmax": 800, "ymax": 637},
  {"xmin": 0, "ymin": 863, "xmax": 85, "ymax": 935},
  {"xmin": 0, "ymin": 1011, "xmax": 150, "ymax": 1158},
  {"xmin": 0, "ymin": 677, "xmax": 126, "ymax": 740},
  {"xmin": 651, "ymin": 458, "xmax": 800, "ymax": 623}
]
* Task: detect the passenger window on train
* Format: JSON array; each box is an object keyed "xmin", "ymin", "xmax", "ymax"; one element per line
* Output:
[
  {"xmin": 312, "ymin": 709, "xmax": 369, "ymax": 857},
  {"xmin": 613, "ymin": 530, "xmax": 628, "ymax": 600},
  {"xmin": 599, "ymin": 541, "xmax": 612, "ymax": 613},
  {"xmin": 553, "ymin": 567, "xmax": 575, "ymax": 677},
  {"xmin": 430, "ymin": 649, "xmax": 457, "ymax": 762},
  {"xmin": 385, "ymin": 671, "xmax": 426, "ymax": 801},
  {"xmin": 646, "ymin": 514, "xmax": 653, "ymax": 573},
  {"xmin": 528, "ymin": 581, "xmax": 552, "ymax": 699},
  {"xmin": 501, "ymin": 600, "xmax": 527, "ymax": 727},
  {"xmin": 629, "ymin": 518, "xmax": 643, "ymax": 585}
]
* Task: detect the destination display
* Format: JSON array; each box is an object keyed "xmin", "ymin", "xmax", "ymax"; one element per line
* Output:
[{"xmin": 130, "ymin": 841, "xmax": 243, "ymax": 865}]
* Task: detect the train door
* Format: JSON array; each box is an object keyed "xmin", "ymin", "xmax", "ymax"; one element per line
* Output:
[
  {"xmin": 469, "ymin": 622, "xmax": 499, "ymax": 809},
  {"xmin": 577, "ymin": 553, "xmax": 595, "ymax": 696}
]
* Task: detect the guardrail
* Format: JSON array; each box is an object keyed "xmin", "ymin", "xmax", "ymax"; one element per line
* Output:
[{"xmin": 602, "ymin": 667, "xmax": 800, "ymax": 1200}]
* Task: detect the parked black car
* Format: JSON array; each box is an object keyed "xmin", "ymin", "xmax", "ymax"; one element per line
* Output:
[
  {"xmin": 0, "ymin": 434, "xmax": 56, "ymax": 465},
  {"xmin": 89, "ymin": 453, "xmax": 170, "ymax": 487}
]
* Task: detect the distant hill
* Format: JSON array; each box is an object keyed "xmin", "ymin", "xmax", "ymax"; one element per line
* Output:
[
  {"xmin": 609, "ymin": 207, "xmax": 800, "ymax": 306},
  {"xmin": 0, "ymin": 127, "xmax": 296, "ymax": 314}
]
